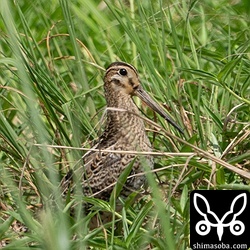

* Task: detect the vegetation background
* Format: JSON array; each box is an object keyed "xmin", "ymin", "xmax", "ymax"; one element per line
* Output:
[{"xmin": 0, "ymin": 0, "xmax": 249, "ymax": 249}]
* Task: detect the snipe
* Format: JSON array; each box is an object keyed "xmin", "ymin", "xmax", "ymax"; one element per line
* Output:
[{"xmin": 63, "ymin": 62, "xmax": 182, "ymax": 201}]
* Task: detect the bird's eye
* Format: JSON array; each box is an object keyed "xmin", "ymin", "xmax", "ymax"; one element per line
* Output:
[{"xmin": 119, "ymin": 68, "xmax": 127, "ymax": 76}]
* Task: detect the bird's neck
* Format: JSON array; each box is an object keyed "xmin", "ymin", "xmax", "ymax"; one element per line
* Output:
[
  {"xmin": 106, "ymin": 93, "xmax": 139, "ymax": 112},
  {"xmin": 105, "ymin": 92, "xmax": 144, "ymax": 132},
  {"xmin": 101, "ymin": 92, "xmax": 150, "ymax": 150}
]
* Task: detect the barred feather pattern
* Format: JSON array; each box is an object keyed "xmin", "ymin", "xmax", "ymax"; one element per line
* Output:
[{"xmin": 61, "ymin": 61, "xmax": 181, "ymax": 203}]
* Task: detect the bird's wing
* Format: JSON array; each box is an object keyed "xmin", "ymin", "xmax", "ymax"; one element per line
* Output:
[{"xmin": 81, "ymin": 144, "xmax": 135, "ymax": 198}]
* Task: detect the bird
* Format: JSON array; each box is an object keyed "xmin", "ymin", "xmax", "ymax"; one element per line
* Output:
[{"xmin": 62, "ymin": 61, "xmax": 183, "ymax": 204}]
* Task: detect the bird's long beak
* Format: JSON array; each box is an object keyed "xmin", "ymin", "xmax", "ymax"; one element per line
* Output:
[{"xmin": 135, "ymin": 86, "xmax": 183, "ymax": 134}]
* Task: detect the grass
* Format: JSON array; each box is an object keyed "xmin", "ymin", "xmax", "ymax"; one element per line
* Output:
[{"xmin": 0, "ymin": 0, "xmax": 249, "ymax": 249}]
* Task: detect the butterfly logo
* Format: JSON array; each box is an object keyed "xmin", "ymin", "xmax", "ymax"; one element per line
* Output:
[{"xmin": 193, "ymin": 193, "xmax": 247, "ymax": 241}]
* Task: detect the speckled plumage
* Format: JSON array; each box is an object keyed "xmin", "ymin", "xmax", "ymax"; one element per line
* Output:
[{"xmin": 62, "ymin": 62, "xmax": 182, "ymax": 201}]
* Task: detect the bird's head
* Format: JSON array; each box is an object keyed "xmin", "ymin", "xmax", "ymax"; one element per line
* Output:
[
  {"xmin": 103, "ymin": 61, "xmax": 183, "ymax": 134},
  {"xmin": 104, "ymin": 61, "xmax": 140, "ymax": 96}
]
